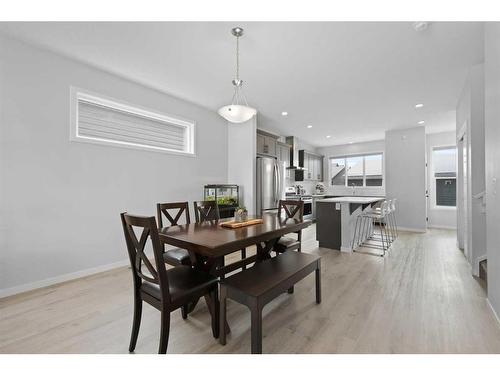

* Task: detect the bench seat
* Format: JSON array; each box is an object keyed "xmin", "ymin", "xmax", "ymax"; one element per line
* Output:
[{"xmin": 219, "ymin": 250, "xmax": 321, "ymax": 354}]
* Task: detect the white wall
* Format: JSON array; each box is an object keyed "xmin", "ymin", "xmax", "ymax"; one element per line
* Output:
[
  {"xmin": 426, "ymin": 132, "xmax": 457, "ymax": 229},
  {"xmin": 385, "ymin": 127, "xmax": 427, "ymax": 232},
  {"xmin": 227, "ymin": 117, "xmax": 257, "ymax": 214},
  {"xmin": 485, "ymin": 23, "xmax": 500, "ymax": 322},
  {"xmin": 0, "ymin": 35, "xmax": 228, "ymax": 296},
  {"xmin": 456, "ymin": 63, "xmax": 486, "ymax": 276},
  {"xmin": 317, "ymin": 140, "xmax": 386, "ymax": 197}
]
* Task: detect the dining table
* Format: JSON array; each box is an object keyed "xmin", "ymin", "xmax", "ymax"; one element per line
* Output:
[{"xmin": 158, "ymin": 212, "xmax": 312, "ymax": 336}]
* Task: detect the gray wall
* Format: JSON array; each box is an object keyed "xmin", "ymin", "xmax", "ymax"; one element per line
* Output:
[
  {"xmin": 426, "ymin": 131, "xmax": 457, "ymax": 229},
  {"xmin": 385, "ymin": 127, "xmax": 427, "ymax": 231},
  {"xmin": 485, "ymin": 23, "xmax": 500, "ymax": 321},
  {"xmin": 0, "ymin": 35, "xmax": 228, "ymax": 296},
  {"xmin": 456, "ymin": 63, "xmax": 486, "ymax": 275},
  {"xmin": 317, "ymin": 140, "xmax": 386, "ymax": 197}
]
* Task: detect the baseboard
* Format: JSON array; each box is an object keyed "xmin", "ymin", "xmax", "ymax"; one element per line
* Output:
[
  {"xmin": 427, "ymin": 224, "xmax": 457, "ymax": 230},
  {"xmin": 0, "ymin": 259, "xmax": 129, "ymax": 299},
  {"xmin": 473, "ymin": 255, "xmax": 487, "ymax": 277},
  {"xmin": 487, "ymin": 298, "xmax": 500, "ymax": 327},
  {"xmin": 397, "ymin": 226, "xmax": 427, "ymax": 233}
]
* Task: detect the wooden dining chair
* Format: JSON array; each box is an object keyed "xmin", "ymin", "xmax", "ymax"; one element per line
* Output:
[
  {"xmin": 193, "ymin": 200, "xmax": 220, "ymax": 222},
  {"xmin": 156, "ymin": 202, "xmax": 192, "ymax": 267},
  {"xmin": 120, "ymin": 212, "xmax": 219, "ymax": 354},
  {"xmin": 274, "ymin": 200, "xmax": 304, "ymax": 253},
  {"xmin": 193, "ymin": 200, "xmax": 247, "ymax": 273}
]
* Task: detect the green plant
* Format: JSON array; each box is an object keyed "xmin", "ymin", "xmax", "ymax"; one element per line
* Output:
[{"xmin": 236, "ymin": 206, "xmax": 247, "ymax": 214}]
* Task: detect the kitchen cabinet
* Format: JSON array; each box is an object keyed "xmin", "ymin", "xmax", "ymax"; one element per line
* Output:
[
  {"xmin": 277, "ymin": 142, "xmax": 291, "ymax": 178},
  {"xmin": 297, "ymin": 150, "xmax": 324, "ymax": 182},
  {"xmin": 256, "ymin": 130, "xmax": 278, "ymax": 157}
]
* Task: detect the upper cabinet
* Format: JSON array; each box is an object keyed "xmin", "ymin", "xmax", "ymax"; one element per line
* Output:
[
  {"xmin": 256, "ymin": 129, "xmax": 278, "ymax": 157},
  {"xmin": 296, "ymin": 150, "xmax": 324, "ymax": 182}
]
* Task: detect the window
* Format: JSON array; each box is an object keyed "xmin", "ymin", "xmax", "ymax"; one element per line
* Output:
[
  {"xmin": 330, "ymin": 153, "xmax": 383, "ymax": 187},
  {"xmin": 70, "ymin": 89, "xmax": 195, "ymax": 156},
  {"xmin": 432, "ymin": 146, "xmax": 457, "ymax": 207},
  {"xmin": 347, "ymin": 156, "xmax": 364, "ymax": 186}
]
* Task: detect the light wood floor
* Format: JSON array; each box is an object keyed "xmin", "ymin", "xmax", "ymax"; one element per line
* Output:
[{"xmin": 1, "ymin": 226, "xmax": 500, "ymax": 354}]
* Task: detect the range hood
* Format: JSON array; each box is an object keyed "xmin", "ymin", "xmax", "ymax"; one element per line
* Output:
[{"xmin": 285, "ymin": 136, "xmax": 306, "ymax": 170}]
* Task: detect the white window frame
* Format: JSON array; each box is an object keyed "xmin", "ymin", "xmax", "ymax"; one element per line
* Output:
[
  {"xmin": 430, "ymin": 145, "xmax": 457, "ymax": 210},
  {"xmin": 329, "ymin": 152, "xmax": 385, "ymax": 188},
  {"xmin": 70, "ymin": 87, "xmax": 196, "ymax": 157}
]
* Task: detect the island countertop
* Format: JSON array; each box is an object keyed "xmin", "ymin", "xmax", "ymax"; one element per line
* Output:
[{"xmin": 317, "ymin": 196, "xmax": 384, "ymax": 204}]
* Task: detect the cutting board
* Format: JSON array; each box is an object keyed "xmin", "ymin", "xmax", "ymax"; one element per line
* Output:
[{"xmin": 220, "ymin": 218, "xmax": 264, "ymax": 229}]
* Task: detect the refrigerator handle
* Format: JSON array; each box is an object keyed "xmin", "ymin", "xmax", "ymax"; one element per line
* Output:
[
  {"xmin": 274, "ymin": 161, "xmax": 279, "ymax": 206},
  {"xmin": 277, "ymin": 161, "xmax": 282, "ymax": 203}
]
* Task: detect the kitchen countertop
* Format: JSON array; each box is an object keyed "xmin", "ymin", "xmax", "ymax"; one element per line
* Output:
[{"xmin": 317, "ymin": 196, "xmax": 384, "ymax": 204}]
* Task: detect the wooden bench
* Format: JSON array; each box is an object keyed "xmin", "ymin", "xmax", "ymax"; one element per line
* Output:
[{"xmin": 219, "ymin": 250, "xmax": 321, "ymax": 354}]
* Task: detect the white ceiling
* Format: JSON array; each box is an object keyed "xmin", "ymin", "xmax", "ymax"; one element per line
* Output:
[{"xmin": 0, "ymin": 22, "xmax": 484, "ymax": 146}]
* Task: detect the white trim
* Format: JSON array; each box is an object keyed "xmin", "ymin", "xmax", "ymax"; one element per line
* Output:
[
  {"xmin": 487, "ymin": 298, "xmax": 500, "ymax": 327},
  {"xmin": 0, "ymin": 259, "xmax": 129, "ymax": 299},
  {"xmin": 427, "ymin": 224, "xmax": 457, "ymax": 230},
  {"xmin": 397, "ymin": 226, "xmax": 427, "ymax": 233},
  {"xmin": 473, "ymin": 255, "xmax": 487, "ymax": 277},
  {"xmin": 69, "ymin": 86, "xmax": 197, "ymax": 157}
]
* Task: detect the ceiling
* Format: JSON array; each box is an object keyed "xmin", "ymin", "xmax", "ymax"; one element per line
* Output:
[{"xmin": 0, "ymin": 22, "xmax": 484, "ymax": 146}]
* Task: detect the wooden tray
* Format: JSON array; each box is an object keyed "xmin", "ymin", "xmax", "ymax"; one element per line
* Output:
[{"xmin": 220, "ymin": 218, "xmax": 264, "ymax": 229}]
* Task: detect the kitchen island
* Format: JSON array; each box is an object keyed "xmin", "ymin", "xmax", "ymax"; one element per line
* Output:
[{"xmin": 316, "ymin": 196, "xmax": 385, "ymax": 252}]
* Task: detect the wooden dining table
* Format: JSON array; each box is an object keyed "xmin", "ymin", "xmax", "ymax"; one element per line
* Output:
[{"xmin": 158, "ymin": 212, "xmax": 312, "ymax": 336}]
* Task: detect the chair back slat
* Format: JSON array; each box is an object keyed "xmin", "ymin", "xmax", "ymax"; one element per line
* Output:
[
  {"xmin": 193, "ymin": 201, "xmax": 220, "ymax": 223},
  {"xmin": 279, "ymin": 200, "xmax": 304, "ymax": 221},
  {"xmin": 121, "ymin": 212, "xmax": 170, "ymax": 300},
  {"xmin": 156, "ymin": 202, "xmax": 191, "ymax": 228}
]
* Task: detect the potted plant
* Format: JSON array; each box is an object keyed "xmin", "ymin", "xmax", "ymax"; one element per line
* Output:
[{"xmin": 234, "ymin": 206, "xmax": 248, "ymax": 222}]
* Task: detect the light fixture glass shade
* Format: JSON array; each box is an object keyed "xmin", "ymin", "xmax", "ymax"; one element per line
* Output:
[{"xmin": 218, "ymin": 104, "xmax": 257, "ymax": 123}]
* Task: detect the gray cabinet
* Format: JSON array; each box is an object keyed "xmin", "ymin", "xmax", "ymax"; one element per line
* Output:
[
  {"xmin": 277, "ymin": 142, "xmax": 291, "ymax": 178},
  {"xmin": 256, "ymin": 130, "xmax": 278, "ymax": 157},
  {"xmin": 298, "ymin": 150, "xmax": 324, "ymax": 182}
]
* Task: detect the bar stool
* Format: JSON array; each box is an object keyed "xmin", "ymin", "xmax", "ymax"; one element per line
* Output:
[{"xmin": 352, "ymin": 200, "xmax": 391, "ymax": 256}]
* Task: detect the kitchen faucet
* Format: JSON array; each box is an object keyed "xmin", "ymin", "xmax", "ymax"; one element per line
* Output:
[{"xmin": 351, "ymin": 183, "xmax": 356, "ymax": 196}]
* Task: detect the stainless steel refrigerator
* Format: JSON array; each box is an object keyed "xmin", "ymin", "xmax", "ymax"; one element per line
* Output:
[{"xmin": 256, "ymin": 156, "xmax": 285, "ymax": 215}]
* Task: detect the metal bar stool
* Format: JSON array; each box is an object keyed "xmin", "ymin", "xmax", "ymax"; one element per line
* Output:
[{"xmin": 352, "ymin": 200, "xmax": 391, "ymax": 256}]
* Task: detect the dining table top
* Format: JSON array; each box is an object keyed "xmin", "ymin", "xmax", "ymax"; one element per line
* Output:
[{"xmin": 159, "ymin": 213, "xmax": 311, "ymax": 258}]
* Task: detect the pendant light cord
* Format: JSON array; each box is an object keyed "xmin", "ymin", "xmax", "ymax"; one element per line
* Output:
[{"xmin": 235, "ymin": 35, "xmax": 240, "ymax": 82}]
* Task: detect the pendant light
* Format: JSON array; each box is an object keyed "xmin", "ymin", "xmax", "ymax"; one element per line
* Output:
[{"xmin": 218, "ymin": 27, "xmax": 257, "ymax": 124}]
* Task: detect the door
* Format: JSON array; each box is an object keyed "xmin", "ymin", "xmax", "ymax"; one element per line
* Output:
[
  {"xmin": 257, "ymin": 134, "xmax": 265, "ymax": 154},
  {"xmin": 462, "ymin": 132, "xmax": 469, "ymax": 261},
  {"xmin": 457, "ymin": 124, "xmax": 469, "ymax": 259}
]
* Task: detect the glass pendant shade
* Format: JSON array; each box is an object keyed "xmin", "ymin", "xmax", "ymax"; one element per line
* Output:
[
  {"xmin": 219, "ymin": 27, "xmax": 257, "ymax": 124},
  {"xmin": 218, "ymin": 104, "xmax": 257, "ymax": 123}
]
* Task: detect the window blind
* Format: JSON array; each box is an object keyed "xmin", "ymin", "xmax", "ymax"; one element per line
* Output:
[{"xmin": 75, "ymin": 95, "xmax": 194, "ymax": 154}]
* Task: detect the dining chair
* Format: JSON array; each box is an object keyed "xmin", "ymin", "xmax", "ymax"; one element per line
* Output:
[
  {"xmin": 274, "ymin": 200, "xmax": 304, "ymax": 253},
  {"xmin": 156, "ymin": 202, "xmax": 192, "ymax": 267},
  {"xmin": 193, "ymin": 200, "xmax": 220, "ymax": 222},
  {"xmin": 120, "ymin": 212, "xmax": 219, "ymax": 354},
  {"xmin": 193, "ymin": 200, "xmax": 247, "ymax": 274}
]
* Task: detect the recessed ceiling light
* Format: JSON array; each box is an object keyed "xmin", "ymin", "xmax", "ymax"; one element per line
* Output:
[
  {"xmin": 281, "ymin": 111, "xmax": 288, "ymax": 116},
  {"xmin": 326, "ymin": 135, "xmax": 331, "ymax": 139},
  {"xmin": 307, "ymin": 125, "xmax": 313, "ymax": 129},
  {"xmin": 418, "ymin": 120, "xmax": 425, "ymax": 125},
  {"xmin": 415, "ymin": 103, "xmax": 424, "ymax": 108},
  {"xmin": 349, "ymin": 142, "xmax": 353, "ymax": 144},
  {"xmin": 413, "ymin": 22, "xmax": 430, "ymax": 32}
]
